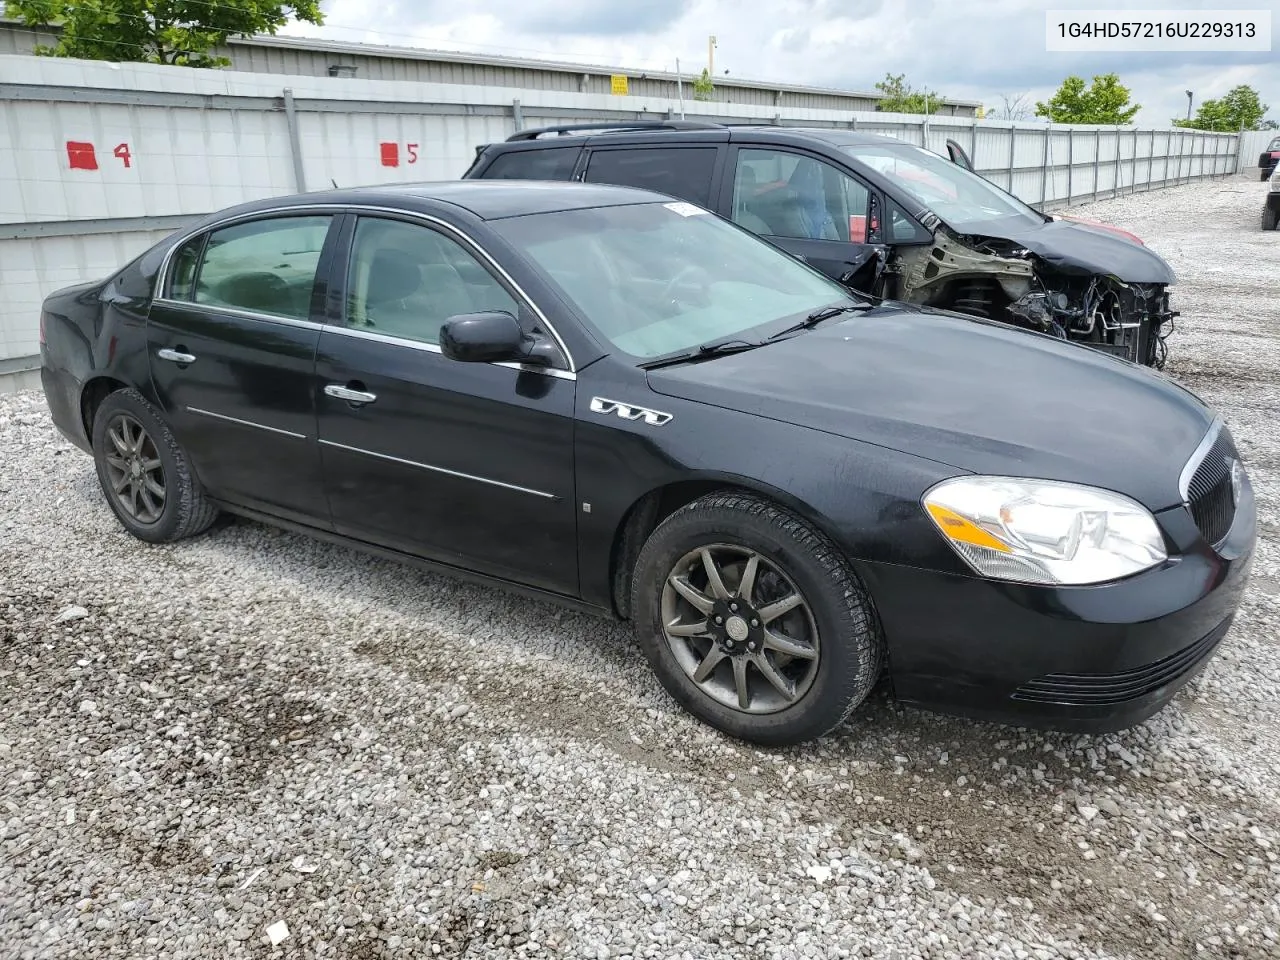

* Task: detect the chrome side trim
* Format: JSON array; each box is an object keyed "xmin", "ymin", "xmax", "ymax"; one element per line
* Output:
[
  {"xmin": 152, "ymin": 201, "xmax": 577, "ymax": 373},
  {"xmin": 318, "ymin": 439, "xmax": 558, "ymax": 500},
  {"xmin": 187, "ymin": 406, "xmax": 307, "ymax": 439},
  {"xmin": 320, "ymin": 324, "xmax": 577, "ymax": 381},
  {"xmin": 154, "ymin": 297, "xmax": 324, "ymax": 332},
  {"xmin": 589, "ymin": 396, "xmax": 673, "ymax": 427},
  {"xmin": 1178, "ymin": 416, "xmax": 1224, "ymax": 504}
]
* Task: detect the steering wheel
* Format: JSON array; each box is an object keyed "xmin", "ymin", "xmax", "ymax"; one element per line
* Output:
[{"xmin": 661, "ymin": 265, "xmax": 709, "ymax": 303}]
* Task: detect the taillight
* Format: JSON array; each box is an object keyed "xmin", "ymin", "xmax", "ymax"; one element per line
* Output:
[{"xmin": 38, "ymin": 311, "xmax": 48, "ymax": 345}]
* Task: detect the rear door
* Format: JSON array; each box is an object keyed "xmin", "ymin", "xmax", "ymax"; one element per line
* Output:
[
  {"xmin": 718, "ymin": 144, "xmax": 884, "ymax": 289},
  {"xmin": 578, "ymin": 142, "xmax": 727, "ymax": 208},
  {"xmin": 147, "ymin": 212, "xmax": 339, "ymax": 526}
]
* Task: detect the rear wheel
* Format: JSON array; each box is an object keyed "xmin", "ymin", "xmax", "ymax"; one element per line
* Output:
[
  {"xmin": 1264, "ymin": 206, "xmax": 1278, "ymax": 231},
  {"xmin": 91, "ymin": 388, "xmax": 218, "ymax": 543},
  {"xmin": 631, "ymin": 491, "xmax": 883, "ymax": 746}
]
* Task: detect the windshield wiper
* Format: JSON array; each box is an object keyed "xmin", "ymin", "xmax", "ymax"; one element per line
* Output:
[
  {"xmin": 769, "ymin": 303, "xmax": 873, "ymax": 340},
  {"xmin": 638, "ymin": 338, "xmax": 766, "ymax": 370}
]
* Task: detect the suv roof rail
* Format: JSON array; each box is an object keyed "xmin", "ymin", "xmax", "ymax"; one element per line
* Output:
[{"xmin": 505, "ymin": 120, "xmax": 725, "ymax": 142}]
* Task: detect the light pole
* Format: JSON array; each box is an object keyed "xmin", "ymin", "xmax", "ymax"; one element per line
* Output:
[{"xmin": 1186, "ymin": 90, "xmax": 1193, "ymax": 121}]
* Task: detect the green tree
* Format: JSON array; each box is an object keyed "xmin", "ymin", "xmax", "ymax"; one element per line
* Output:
[
  {"xmin": 4, "ymin": 0, "xmax": 324, "ymax": 68},
  {"xmin": 1035, "ymin": 74, "xmax": 1140, "ymax": 124},
  {"xmin": 1174, "ymin": 85, "xmax": 1270, "ymax": 131},
  {"xmin": 874, "ymin": 72, "xmax": 944, "ymax": 114},
  {"xmin": 692, "ymin": 67, "xmax": 714, "ymax": 102}
]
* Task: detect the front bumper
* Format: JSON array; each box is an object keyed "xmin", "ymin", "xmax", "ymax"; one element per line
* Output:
[{"xmin": 859, "ymin": 477, "xmax": 1256, "ymax": 733}]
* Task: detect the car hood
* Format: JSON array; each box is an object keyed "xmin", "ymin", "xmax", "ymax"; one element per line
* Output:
[
  {"xmin": 645, "ymin": 305, "xmax": 1213, "ymax": 510},
  {"xmin": 967, "ymin": 217, "xmax": 1176, "ymax": 284}
]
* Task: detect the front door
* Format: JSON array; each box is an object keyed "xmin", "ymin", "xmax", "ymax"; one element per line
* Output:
[
  {"xmin": 146, "ymin": 212, "xmax": 339, "ymax": 525},
  {"xmin": 315, "ymin": 213, "xmax": 579, "ymax": 595},
  {"xmin": 721, "ymin": 145, "xmax": 883, "ymax": 291}
]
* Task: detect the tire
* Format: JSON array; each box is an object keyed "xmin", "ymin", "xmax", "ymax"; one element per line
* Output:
[
  {"xmin": 1265, "ymin": 206, "xmax": 1278, "ymax": 232},
  {"xmin": 630, "ymin": 490, "xmax": 883, "ymax": 746},
  {"xmin": 91, "ymin": 387, "xmax": 219, "ymax": 543}
]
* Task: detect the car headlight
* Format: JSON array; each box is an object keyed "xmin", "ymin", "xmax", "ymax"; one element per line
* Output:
[{"xmin": 922, "ymin": 477, "xmax": 1168, "ymax": 586}]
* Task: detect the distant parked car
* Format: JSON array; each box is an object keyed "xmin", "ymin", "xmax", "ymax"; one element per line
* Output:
[
  {"xmin": 38, "ymin": 181, "xmax": 1254, "ymax": 745},
  {"xmin": 1265, "ymin": 167, "xmax": 1280, "ymax": 231},
  {"xmin": 1258, "ymin": 136, "xmax": 1280, "ymax": 181},
  {"xmin": 464, "ymin": 121, "xmax": 1179, "ymax": 368}
]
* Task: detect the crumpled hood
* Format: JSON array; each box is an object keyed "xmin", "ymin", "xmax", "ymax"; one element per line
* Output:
[
  {"xmin": 645, "ymin": 305, "xmax": 1213, "ymax": 510},
  {"xmin": 972, "ymin": 217, "xmax": 1176, "ymax": 284}
]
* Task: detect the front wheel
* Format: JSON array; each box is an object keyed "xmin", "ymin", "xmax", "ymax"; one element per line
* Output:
[
  {"xmin": 630, "ymin": 491, "xmax": 883, "ymax": 746},
  {"xmin": 91, "ymin": 388, "xmax": 219, "ymax": 543}
]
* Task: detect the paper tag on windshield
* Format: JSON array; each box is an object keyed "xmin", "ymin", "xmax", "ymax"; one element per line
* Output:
[{"xmin": 664, "ymin": 201, "xmax": 708, "ymax": 217}]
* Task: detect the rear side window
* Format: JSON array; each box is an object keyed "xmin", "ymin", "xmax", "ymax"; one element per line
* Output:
[
  {"xmin": 192, "ymin": 215, "xmax": 333, "ymax": 321},
  {"xmin": 167, "ymin": 236, "xmax": 203, "ymax": 300},
  {"xmin": 483, "ymin": 147, "xmax": 581, "ymax": 180},
  {"xmin": 584, "ymin": 147, "xmax": 718, "ymax": 206}
]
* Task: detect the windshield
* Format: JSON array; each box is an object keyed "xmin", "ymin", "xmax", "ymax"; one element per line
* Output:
[
  {"xmin": 843, "ymin": 141, "xmax": 1045, "ymax": 231},
  {"xmin": 1268, "ymin": 138, "xmax": 1280, "ymax": 151},
  {"xmin": 491, "ymin": 201, "xmax": 856, "ymax": 359}
]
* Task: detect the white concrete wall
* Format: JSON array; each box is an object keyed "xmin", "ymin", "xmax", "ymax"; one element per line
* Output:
[{"xmin": 0, "ymin": 53, "xmax": 1243, "ymax": 381}]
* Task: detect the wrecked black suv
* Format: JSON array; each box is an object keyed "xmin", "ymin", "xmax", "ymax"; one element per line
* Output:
[{"xmin": 465, "ymin": 121, "xmax": 1178, "ymax": 368}]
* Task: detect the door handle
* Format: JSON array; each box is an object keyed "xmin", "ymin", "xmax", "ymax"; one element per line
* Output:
[
  {"xmin": 157, "ymin": 347, "xmax": 197, "ymax": 364},
  {"xmin": 324, "ymin": 384, "xmax": 377, "ymax": 405}
]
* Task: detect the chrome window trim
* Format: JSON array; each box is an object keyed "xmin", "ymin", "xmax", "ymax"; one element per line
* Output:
[
  {"xmin": 318, "ymin": 439, "xmax": 558, "ymax": 500},
  {"xmin": 154, "ymin": 297, "xmax": 324, "ymax": 331},
  {"xmin": 320, "ymin": 324, "xmax": 577, "ymax": 381},
  {"xmin": 152, "ymin": 201, "xmax": 577, "ymax": 373},
  {"xmin": 187, "ymin": 406, "xmax": 307, "ymax": 439},
  {"xmin": 1178, "ymin": 415, "xmax": 1224, "ymax": 504}
]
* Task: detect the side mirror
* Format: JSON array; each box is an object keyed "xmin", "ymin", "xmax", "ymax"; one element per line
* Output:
[{"xmin": 439, "ymin": 311, "xmax": 556, "ymax": 366}]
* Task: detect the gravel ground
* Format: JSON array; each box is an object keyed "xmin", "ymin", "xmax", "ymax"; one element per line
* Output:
[{"xmin": 2, "ymin": 174, "xmax": 1279, "ymax": 960}]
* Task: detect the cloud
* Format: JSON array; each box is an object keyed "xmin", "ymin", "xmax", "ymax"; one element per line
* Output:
[{"xmin": 296, "ymin": 0, "xmax": 1279, "ymax": 124}]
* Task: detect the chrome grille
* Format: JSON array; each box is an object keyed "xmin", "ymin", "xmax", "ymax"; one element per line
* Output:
[{"xmin": 1182, "ymin": 423, "xmax": 1238, "ymax": 548}]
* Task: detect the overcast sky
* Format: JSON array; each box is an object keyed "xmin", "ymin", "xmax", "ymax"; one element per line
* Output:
[{"xmin": 283, "ymin": 0, "xmax": 1279, "ymax": 125}]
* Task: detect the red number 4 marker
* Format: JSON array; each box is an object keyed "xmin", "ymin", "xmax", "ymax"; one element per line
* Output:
[{"xmin": 113, "ymin": 143, "xmax": 132, "ymax": 168}]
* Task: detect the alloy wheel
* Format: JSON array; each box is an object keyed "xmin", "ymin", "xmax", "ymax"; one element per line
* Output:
[
  {"xmin": 102, "ymin": 414, "xmax": 166, "ymax": 525},
  {"xmin": 660, "ymin": 543, "xmax": 820, "ymax": 714}
]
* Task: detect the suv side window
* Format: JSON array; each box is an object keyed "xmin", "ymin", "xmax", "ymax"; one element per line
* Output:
[
  {"xmin": 345, "ymin": 217, "xmax": 518, "ymax": 346},
  {"xmin": 583, "ymin": 147, "xmax": 718, "ymax": 206},
  {"xmin": 483, "ymin": 146, "xmax": 581, "ymax": 180},
  {"xmin": 192, "ymin": 215, "xmax": 333, "ymax": 321},
  {"xmin": 732, "ymin": 148, "xmax": 870, "ymax": 243}
]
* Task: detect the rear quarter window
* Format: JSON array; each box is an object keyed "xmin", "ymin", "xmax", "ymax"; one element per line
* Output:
[
  {"xmin": 482, "ymin": 146, "xmax": 582, "ymax": 180},
  {"xmin": 583, "ymin": 147, "xmax": 718, "ymax": 206}
]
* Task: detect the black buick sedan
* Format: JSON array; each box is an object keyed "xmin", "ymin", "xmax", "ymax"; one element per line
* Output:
[{"xmin": 39, "ymin": 181, "xmax": 1255, "ymax": 746}]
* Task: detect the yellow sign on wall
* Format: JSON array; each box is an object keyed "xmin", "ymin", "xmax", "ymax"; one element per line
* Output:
[{"xmin": 610, "ymin": 75, "xmax": 629, "ymax": 96}]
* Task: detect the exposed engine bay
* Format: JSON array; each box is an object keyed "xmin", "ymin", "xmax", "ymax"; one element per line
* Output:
[{"xmin": 878, "ymin": 228, "xmax": 1176, "ymax": 369}]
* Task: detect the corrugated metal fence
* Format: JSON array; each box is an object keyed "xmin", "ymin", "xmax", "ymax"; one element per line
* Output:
[{"xmin": 0, "ymin": 54, "xmax": 1246, "ymax": 387}]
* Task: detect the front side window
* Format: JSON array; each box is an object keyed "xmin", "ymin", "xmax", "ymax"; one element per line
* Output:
[
  {"xmin": 844, "ymin": 142, "xmax": 1044, "ymax": 231},
  {"xmin": 492, "ymin": 200, "xmax": 857, "ymax": 360},
  {"xmin": 192, "ymin": 215, "xmax": 332, "ymax": 321},
  {"xmin": 732, "ymin": 148, "xmax": 871, "ymax": 242},
  {"xmin": 345, "ymin": 217, "xmax": 518, "ymax": 345},
  {"xmin": 584, "ymin": 147, "xmax": 718, "ymax": 206}
]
